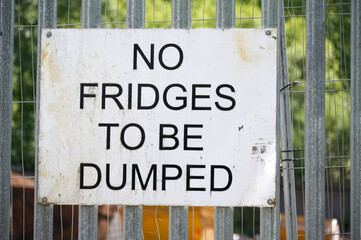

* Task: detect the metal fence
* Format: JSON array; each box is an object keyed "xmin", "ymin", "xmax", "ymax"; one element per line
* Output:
[{"xmin": 0, "ymin": 0, "xmax": 357, "ymax": 239}]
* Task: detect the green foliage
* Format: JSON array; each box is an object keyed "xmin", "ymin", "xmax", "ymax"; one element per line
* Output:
[
  {"xmin": 12, "ymin": 0, "xmax": 38, "ymax": 171},
  {"xmin": 234, "ymin": 207, "xmax": 260, "ymax": 237}
]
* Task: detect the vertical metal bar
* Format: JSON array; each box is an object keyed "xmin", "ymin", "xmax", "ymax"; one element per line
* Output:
[
  {"xmin": 34, "ymin": 204, "xmax": 54, "ymax": 240},
  {"xmin": 172, "ymin": 0, "xmax": 191, "ymax": 29},
  {"xmin": 350, "ymin": 0, "xmax": 361, "ymax": 239},
  {"xmin": 0, "ymin": 0, "xmax": 14, "ymax": 239},
  {"xmin": 123, "ymin": 1, "xmax": 145, "ymax": 239},
  {"xmin": 214, "ymin": 207, "xmax": 233, "ymax": 239},
  {"xmin": 278, "ymin": 0, "xmax": 298, "ymax": 239},
  {"xmin": 127, "ymin": 0, "xmax": 145, "ymax": 29},
  {"xmin": 78, "ymin": 0, "xmax": 101, "ymax": 239},
  {"xmin": 214, "ymin": 1, "xmax": 234, "ymax": 239},
  {"xmin": 216, "ymin": 0, "xmax": 235, "ymax": 29},
  {"xmin": 78, "ymin": 206, "xmax": 98, "ymax": 240},
  {"xmin": 169, "ymin": 2, "xmax": 191, "ymax": 239},
  {"xmin": 305, "ymin": 0, "xmax": 326, "ymax": 239},
  {"xmin": 124, "ymin": 206, "xmax": 142, "ymax": 240},
  {"xmin": 169, "ymin": 206, "xmax": 188, "ymax": 240},
  {"xmin": 261, "ymin": 0, "xmax": 277, "ymax": 28},
  {"xmin": 82, "ymin": 0, "xmax": 101, "ymax": 28},
  {"xmin": 259, "ymin": 1, "xmax": 280, "ymax": 239},
  {"xmin": 34, "ymin": 0, "xmax": 57, "ymax": 238}
]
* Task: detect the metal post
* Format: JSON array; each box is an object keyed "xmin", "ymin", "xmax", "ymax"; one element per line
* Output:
[
  {"xmin": 78, "ymin": 206, "xmax": 98, "ymax": 240},
  {"xmin": 278, "ymin": 0, "xmax": 298, "ymax": 239},
  {"xmin": 261, "ymin": 0, "xmax": 277, "ymax": 28},
  {"xmin": 216, "ymin": 0, "xmax": 235, "ymax": 29},
  {"xmin": 172, "ymin": 0, "xmax": 191, "ymax": 29},
  {"xmin": 123, "ymin": 1, "xmax": 145, "ymax": 239},
  {"xmin": 78, "ymin": 0, "xmax": 101, "ymax": 239},
  {"xmin": 0, "ymin": 0, "xmax": 14, "ymax": 239},
  {"xmin": 127, "ymin": 0, "xmax": 145, "ymax": 29},
  {"xmin": 169, "ymin": 206, "xmax": 188, "ymax": 240},
  {"xmin": 215, "ymin": 207, "xmax": 233, "ymax": 239},
  {"xmin": 34, "ymin": 0, "xmax": 57, "ymax": 239},
  {"xmin": 82, "ymin": 0, "xmax": 101, "ymax": 29},
  {"xmin": 305, "ymin": 0, "xmax": 325, "ymax": 239},
  {"xmin": 124, "ymin": 206, "xmax": 142, "ymax": 240},
  {"xmin": 214, "ymin": 1, "xmax": 234, "ymax": 239},
  {"xmin": 350, "ymin": 0, "xmax": 361, "ymax": 239},
  {"xmin": 259, "ymin": 0, "xmax": 280, "ymax": 239},
  {"xmin": 169, "ymin": 1, "xmax": 191, "ymax": 239}
]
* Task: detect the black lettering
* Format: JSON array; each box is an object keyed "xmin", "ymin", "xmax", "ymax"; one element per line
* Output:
[
  {"xmin": 158, "ymin": 44, "xmax": 183, "ymax": 70},
  {"xmin": 192, "ymin": 84, "xmax": 211, "ymax": 110},
  {"xmin": 98, "ymin": 123, "xmax": 119, "ymax": 149},
  {"xmin": 133, "ymin": 44, "xmax": 154, "ymax": 70},
  {"xmin": 163, "ymin": 84, "xmax": 187, "ymax": 110},
  {"xmin": 132, "ymin": 164, "xmax": 157, "ymax": 190},
  {"xmin": 137, "ymin": 84, "xmax": 160, "ymax": 110},
  {"xmin": 210, "ymin": 165, "xmax": 233, "ymax": 191},
  {"xmin": 106, "ymin": 163, "xmax": 127, "ymax": 190},
  {"xmin": 102, "ymin": 83, "xmax": 124, "ymax": 109},
  {"xmin": 80, "ymin": 163, "xmax": 101, "ymax": 189},
  {"xmin": 184, "ymin": 124, "xmax": 203, "ymax": 151},
  {"xmin": 215, "ymin": 84, "xmax": 236, "ymax": 111},
  {"xmin": 162, "ymin": 165, "xmax": 182, "ymax": 190},
  {"xmin": 128, "ymin": 83, "xmax": 133, "ymax": 110},
  {"xmin": 159, "ymin": 124, "xmax": 179, "ymax": 150},
  {"xmin": 80, "ymin": 83, "xmax": 98, "ymax": 109},
  {"xmin": 120, "ymin": 123, "xmax": 145, "ymax": 150},
  {"xmin": 186, "ymin": 165, "xmax": 206, "ymax": 191}
]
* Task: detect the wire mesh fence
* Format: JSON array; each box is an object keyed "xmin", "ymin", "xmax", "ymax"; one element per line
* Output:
[
  {"xmin": 282, "ymin": 0, "xmax": 351, "ymax": 239},
  {"xmin": 0, "ymin": 0, "xmax": 354, "ymax": 239}
]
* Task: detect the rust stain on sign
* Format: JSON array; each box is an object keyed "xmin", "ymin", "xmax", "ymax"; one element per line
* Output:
[
  {"xmin": 41, "ymin": 41, "xmax": 61, "ymax": 83},
  {"xmin": 233, "ymin": 32, "xmax": 252, "ymax": 63},
  {"xmin": 41, "ymin": 42, "xmax": 50, "ymax": 66}
]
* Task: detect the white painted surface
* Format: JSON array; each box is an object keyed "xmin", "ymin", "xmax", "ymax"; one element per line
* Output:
[{"xmin": 38, "ymin": 29, "xmax": 277, "ymax": 206}]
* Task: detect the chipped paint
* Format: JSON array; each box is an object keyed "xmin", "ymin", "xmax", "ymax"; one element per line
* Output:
[{"xmin": 260, "ymin": 145, "xmax": 267, "ymax": 154}]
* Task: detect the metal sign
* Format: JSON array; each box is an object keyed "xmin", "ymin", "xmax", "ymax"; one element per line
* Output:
[{"xmin": 38, "ymin": 29, "xmax": 277, "ymax": 207}]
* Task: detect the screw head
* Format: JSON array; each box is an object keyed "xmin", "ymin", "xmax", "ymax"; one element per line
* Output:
[
  {"xmin": 41, "ymin": 197, "xmax": 48, "ymax": 203},
  {"xmin": 46, "ymin": 32, "xmax": 52, "ymax": 38},
  {"xmin": 267, "ymin": 199, "xmax": 274, "ymax": 205},
  {"xmin": 265, "ymin": 30, "xmax": 272, "ymax": 36}
]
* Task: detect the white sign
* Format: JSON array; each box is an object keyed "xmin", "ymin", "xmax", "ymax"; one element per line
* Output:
[{"xmin": 38, "ymin": 29, "xmax": 277, "ymax": 207}]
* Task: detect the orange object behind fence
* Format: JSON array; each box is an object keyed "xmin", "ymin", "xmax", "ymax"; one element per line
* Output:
[{"xmin": 119, "ymin": 206, "xmax": 215, "ymax": 240}]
